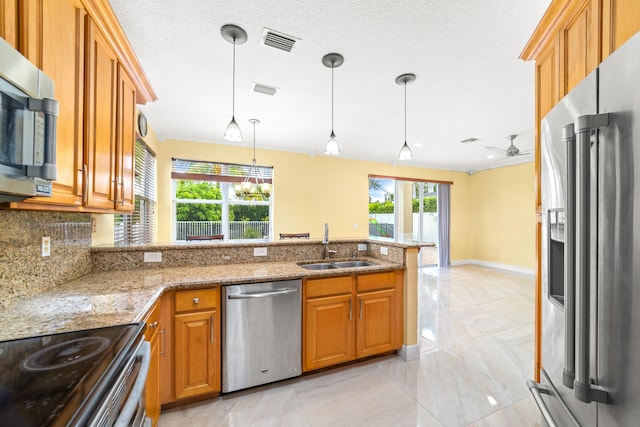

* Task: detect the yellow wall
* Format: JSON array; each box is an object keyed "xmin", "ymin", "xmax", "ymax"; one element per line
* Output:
[
  {"xmin": 468, "ymin": 162, "xmax": 536, "ymax": 269},
  {"xmin": 155, "ymin": 138, "xmax": 474, "ymax": 260}
]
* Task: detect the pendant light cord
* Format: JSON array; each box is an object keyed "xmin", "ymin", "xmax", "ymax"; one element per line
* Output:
[
  {"xmin": 232, "ymin": 40, "xmax": 236, "ymax": 117},
  {"xmin": 404, "ymin": 82, "xmax": 407, "ymax": 142},
  {"xmin": 252, "ymin": 121, "xmax": 256, "ymax": 163},
  {"xmin": 331, "ymin": 64, "xmax": 334, "ymax": 132}
]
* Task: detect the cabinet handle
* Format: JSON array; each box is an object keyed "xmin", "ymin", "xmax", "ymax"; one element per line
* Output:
[
  {"xmin": 159, "ymin": 328, "xmax": 166, "ymax": 356},
  {"xmin": 210, "ymin": 316, "xmax": 214, "ymax": 344},
  {"xmin": 359, "ymin": 297, "xmax": 363, "ymax": 320},
  {"xmin": 113, "ymin": 179, "xmax": 118, "ymax": 204},
  {"xmin": 193, "ymin": 297, "xmax": 199, "ymax": 304},
  {"xmin": 80, "ymin": 164, "xmax": 87, "ymax": 202},
  {"xmin": 349, "ymin": 297, "xmax": 352, "ymax": 321},
  {"xmin": 120, "ymin": 181, "xmax": 125, "ymax": 205}
]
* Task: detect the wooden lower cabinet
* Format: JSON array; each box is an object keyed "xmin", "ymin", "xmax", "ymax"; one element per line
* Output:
[
  {"xmin": 303, "ymin": 270, "xmax": 403, "ymax": 372},
  {"xmin": 304, "ymin": 292, "xmax": 355, "ymax": 371},
  {"xmin": 356, "ymin": 288, "xmax": 396, "ymax": 358},
  {"xmin": 143, "ymin": 301, "xmax": 162, "ymax": 427},
  {"xmin": 173, "ymin": 288, "xmax": 221, "ymax": 400}
]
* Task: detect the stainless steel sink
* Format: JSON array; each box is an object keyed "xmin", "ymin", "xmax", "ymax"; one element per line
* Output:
[
  {"xmin": 297, "ymin": 260, "xmax": 377, "ymax": 270},
  {"xmin": 332, "ymin": 260, "xmax": 377, "ymax": 268},
  {"xmin": 298, "ymin": 262, "xmax": 338, "ymax": 270}
]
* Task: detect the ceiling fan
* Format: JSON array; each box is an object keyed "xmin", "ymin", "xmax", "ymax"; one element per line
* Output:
[{"xmin": 485, "ymin": 134, "xmax": 531, "ymax": 159}]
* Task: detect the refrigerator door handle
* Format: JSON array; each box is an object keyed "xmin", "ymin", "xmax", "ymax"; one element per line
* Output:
[
  {"xmin": 562, "ymin": 123, "xmax": 576, "ymax": 389},
  {"xmin": 573, "ymin": 113, "xmax": 610, "ymax": 404},
  {"xmin": 527, "ymin": 380, "xmax": 559, "ymax": 427}
]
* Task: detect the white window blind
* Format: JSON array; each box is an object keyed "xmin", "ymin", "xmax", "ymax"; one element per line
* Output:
[
  {"xmin": 114, "ymin": 140, "xmax": 157, "ymax": 245},
  {"xmin": 171, "ymin": 158, "xmax": 273, "ymax": 183}
]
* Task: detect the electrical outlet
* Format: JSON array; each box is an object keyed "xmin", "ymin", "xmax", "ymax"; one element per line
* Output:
[
  {"xmin": 41, "ymin": 236, "xmax": 51, "ymax": 257},
  {"xmin": 358, "ymin": 243, "xmax": 367, "ymax": 251},
  {"xmin": 380, "ymin": 246, "xmax": 389, "ymax": 255},
  {"xmin": 144, "ymin": 252, "xmax": 162, "ymax": 263},
  {"xmin": 254, "ymin": 247, "xmax": 268, "ymax": 257}
]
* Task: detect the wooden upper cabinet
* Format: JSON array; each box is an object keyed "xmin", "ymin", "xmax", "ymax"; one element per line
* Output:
[
  {"xmin": 0, "ymin": 0, "xmax": 18, "ymax": 47},
  {"xmin": 602, "ymin": 0, "xmax": 640, "ymax": 58},
  {"xmin": 16, "ymin": 0, "xmax": 86, "ymax": 208},
  {"xmin": 559, "ymin": 0, "xmax": 600, "ymax": 94},
  {"xmin": 115, "ymin": 65, "xmax": 136, "ymax": 211},
  {"xmin": 85, "ymin": 17, "xmax": 118, "ymax": 210}
]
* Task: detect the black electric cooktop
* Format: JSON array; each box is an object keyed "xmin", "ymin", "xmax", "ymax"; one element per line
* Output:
[{"xmin": 0, "ymin": 323, "xmax": 144, "ymax": 427}]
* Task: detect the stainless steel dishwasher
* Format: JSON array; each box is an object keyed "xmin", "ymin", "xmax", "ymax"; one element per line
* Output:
[{"xmin": 222, "ymin": 279, "xmax": 302, "ymax": 392}]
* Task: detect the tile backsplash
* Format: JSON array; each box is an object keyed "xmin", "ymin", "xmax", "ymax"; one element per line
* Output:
[{"xmin": 0, "ymin": 210, "xmax": 92, "ymax": 309}]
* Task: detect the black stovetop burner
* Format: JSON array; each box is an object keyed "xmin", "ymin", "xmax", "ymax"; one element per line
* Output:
[{"xmin": 0, "ymin": 323, "xmax": 144, "ymax": 427}]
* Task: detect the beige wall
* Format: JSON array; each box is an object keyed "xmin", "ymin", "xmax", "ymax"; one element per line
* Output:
[
  {"xmin": 155, "ymin": 138, "xmax": 474, "ymax": 261},
  {"xmin": 467, "ymin": 162, "xmax": 536, "ymax": 269},
  {"xmin": 94, "ymin": 129, "xmax": 535, "ymax": 269}
]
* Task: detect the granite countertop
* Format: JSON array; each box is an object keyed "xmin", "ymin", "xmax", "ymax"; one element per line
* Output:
[{"xmin": 0, "ymin": 257, "xmax": 402, "ymax": 342}]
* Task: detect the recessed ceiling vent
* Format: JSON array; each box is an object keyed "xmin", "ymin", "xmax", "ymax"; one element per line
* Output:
[
  {"xmin": 252, "ymin": 82, "xmax": 278, "ymax": 96},
  {"xmin": 261, "ymin": 28, "xmax": 299, "ymax": 52},
  {"xmin": 460, "ymin": 137, "xmax": 480, "ymax": 143}
]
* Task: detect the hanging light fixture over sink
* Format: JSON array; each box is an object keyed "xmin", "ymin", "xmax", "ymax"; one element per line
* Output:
[
  {"xmin": 234, "ymin": 119, "xmax": 271, "ymax": 199},
  {"xmin": 396, "ymin": 73, "xmax": 416, "ymax": 160},
  {"xmin": 221, "ymin": 24, "xmax": 247, "ymax": 142},
  {"xmin": 322, "ymin": 53, "xmax": 344, "ymax": 156}
]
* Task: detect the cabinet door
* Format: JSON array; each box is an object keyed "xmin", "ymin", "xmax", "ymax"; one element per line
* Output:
[
  {"xmin": 356, "ymin": 289, "xmax": 396, "ymax": 358},
  {"xmin": 304, "ymin": 293, "xmax": 355, "ymax": 372},
  {"xmin": 115, "ymin": 64, "xmax": 135, "ymax": 211},
  {"xmin": 85, "ymin": 17, "xmax": 117, "ymax": 210},
  {"xmin": 146, "ymin": 331, "xmax": 161, "ymax": 426},
  {"xmin": 174, "ymin": 309, "xmax": 220, "ymax": 399},
  {"xmin": 602, "ymin": 0, "xmax": 640, "ymax": 58},
  {"xmin": 0, "ymin": 0, "xmax": 18, "ymax": 47}
]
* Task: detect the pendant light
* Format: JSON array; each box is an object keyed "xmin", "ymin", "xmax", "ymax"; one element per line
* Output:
[
  {"xmin": 234, "ymin": 119, "xmax": 271, "ymax": 199},
  {"xmin": 396, "ymin": 73, "xmax": 416, "ymax": 160},
  {"xmin": 322, "ymin": 53, "xmax": 344, "ymax": 156},
  {"xmin": 221, "ymin": 24, "xmax": 247, "ymax": 142}
]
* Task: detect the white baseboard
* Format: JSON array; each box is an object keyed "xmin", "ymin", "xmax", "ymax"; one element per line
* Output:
[
  {"xmin": 397, "ymin": 344, "xmax": 420, "ymax": 361},
  {"xmin": 450, "ymin": 259, "xmax": 534, "ymax": 276}
]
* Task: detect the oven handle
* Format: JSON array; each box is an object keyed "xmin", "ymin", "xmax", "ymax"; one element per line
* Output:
[
  {"xmin": 227, "ymin": 288, "xmax": 298, "ymax": 299},
  {"xmin": 114, "ymin": 341, "xmax": 151, "ymax": 427}
]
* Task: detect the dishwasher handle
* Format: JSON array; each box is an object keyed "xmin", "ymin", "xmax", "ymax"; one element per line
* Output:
[{"xmin": 227, "ymin": 287, "xmax": 299, "ymax": 299}]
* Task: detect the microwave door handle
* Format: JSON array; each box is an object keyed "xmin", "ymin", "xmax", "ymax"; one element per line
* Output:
[
  {"xmin": 573, "ymin": 114, "xmax": 609, "ymax": 404},
  {"xmin": 562, "ymin": 124, "xmax": 576, "ymax": 389}
]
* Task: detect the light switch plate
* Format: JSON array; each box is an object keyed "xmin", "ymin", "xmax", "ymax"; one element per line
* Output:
[
  {"xmin": 254, "ymin": 247, "xmax": 268, "ymax": 256},
  {"xmin": 358, "ymin": 243, "xmax": 367, "ymax": 251},
  {"xmin": 144, "ymin": 252, "xmax": 162, "ymax": 263},
  {"xmin": 380, "ymin": 246, "xmax": 389, "ymax": 255}
]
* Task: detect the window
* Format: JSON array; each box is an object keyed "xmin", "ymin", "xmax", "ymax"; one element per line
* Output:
[
  {"xmin": 171, "ymin": 158, "xmax": 273, "ymax": 241},
  {"xmin": 114, "ymin": 140, "xmax": 157, "ymax": 245}
]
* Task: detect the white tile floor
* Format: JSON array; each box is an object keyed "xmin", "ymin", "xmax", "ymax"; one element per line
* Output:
[{"xmin": 158, "ymin": 265, "xmax": 541, "ymax": 427}]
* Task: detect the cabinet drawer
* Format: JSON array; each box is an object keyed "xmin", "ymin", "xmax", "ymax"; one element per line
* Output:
[
  {"xmin": 175, "ymin": 288, "xmax": 218, "ymax": 313},
  {"xmin": 143, "ymin": 300, "xmax": 161, "ymax": 340},
  {"xmin": 356, "ymin": 271, "xmax": 397, "ymax": 292},
  {"xmin": 305, "ymin": 276, "xmax": 354, "ymax": 298}
]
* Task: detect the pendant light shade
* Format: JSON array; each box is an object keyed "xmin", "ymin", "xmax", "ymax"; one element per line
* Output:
[
  {"xmin": 221, "ymin": 24, "xmax": 247, "ymax": 142},
  {"xmin": 322, "ymin": 53, "xmax": 344, "ymax": 156},
  {"xmin": 396, "ymin": 73, "xmax": 416, "ymax": 160}
]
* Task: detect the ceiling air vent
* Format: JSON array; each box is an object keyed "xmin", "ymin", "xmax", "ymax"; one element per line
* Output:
[
  {"xmin": 252, "ymin": 82, "xmax": 278, "ymax": 96},
  {"xmin": 261, "ymin": 28, "xmax": 299, "ymax": 53},
  {"xmin": 459, "ymin": 137, "xmax": 479, "ymax": 143}
]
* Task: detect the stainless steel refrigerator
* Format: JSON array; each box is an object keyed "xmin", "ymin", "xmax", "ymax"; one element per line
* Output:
[{"xmin": 529, "ymin": 30, "xmax": 640, "ymax": 426}]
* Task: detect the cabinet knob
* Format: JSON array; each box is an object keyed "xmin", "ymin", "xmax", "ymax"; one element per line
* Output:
[
  {"xmin": 147, "ymin": 321, "xmax": 158, "ymax": 329},
  {"xmin": 193, "ymin": 297, "xmax": 199, "ymax": 304}
]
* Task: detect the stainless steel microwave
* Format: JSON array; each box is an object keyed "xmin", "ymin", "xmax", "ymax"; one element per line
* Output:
[{"xmin": 0, "ymin": 37, "xmax": 58, "ymax": 202}]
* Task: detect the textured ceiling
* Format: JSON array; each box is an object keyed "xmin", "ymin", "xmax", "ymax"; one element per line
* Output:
[{"xmin": 109, "ymin": 0, "xmax": 550, "ymax": 173}]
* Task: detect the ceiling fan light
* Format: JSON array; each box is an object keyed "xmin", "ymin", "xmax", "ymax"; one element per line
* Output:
[
  {"xmin": 398, "ymin": 141, "xmax": 413, "ymax": 160},
  {"xmin": 224, "ymin": 116, "xmax": 243, "ymax": 142},
  {"xmin": 325, "ymin": 132, "xmax": 340, "ymax": 156}
]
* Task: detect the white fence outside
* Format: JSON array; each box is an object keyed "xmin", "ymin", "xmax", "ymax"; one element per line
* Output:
[
  {"xmin": 176, "ymin": 221, "xmax": 269, "ymax": 240},
  {"xmin": 369, "ymin": 213, "xmax": 438, "ymax": 244}
]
